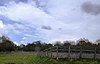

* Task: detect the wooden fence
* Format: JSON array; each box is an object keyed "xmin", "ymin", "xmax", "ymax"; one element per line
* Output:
[{"xmin": 37, "ymin": 46, "xmax": 100, "ymax": 59}]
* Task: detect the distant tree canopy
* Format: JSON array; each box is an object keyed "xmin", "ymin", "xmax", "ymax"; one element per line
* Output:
[
  {"xmin": 0, "ymin": 35, "xmax": 17, "ymax": 52},
  {"xmin": 0, "ymin": 35, "xmax": 100, "ymax": 52}
]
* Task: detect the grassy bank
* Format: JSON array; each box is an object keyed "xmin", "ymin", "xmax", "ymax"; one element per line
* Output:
[{"xmin": 0, "ymin": 52, "xmax": 100, "ymax": 64}]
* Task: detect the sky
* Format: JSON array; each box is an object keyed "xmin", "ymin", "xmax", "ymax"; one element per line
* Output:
[{"xmin": 0, "ymin": 0, "xmax": 100, "ymax": 44}]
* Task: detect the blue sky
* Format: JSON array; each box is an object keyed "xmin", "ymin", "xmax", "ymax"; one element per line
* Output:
[{"xmin": 0, "ymin": 0, "xmax": 100, "ymax": 44}]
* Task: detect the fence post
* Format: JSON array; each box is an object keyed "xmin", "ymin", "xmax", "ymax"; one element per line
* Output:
[
  {"xmin": 45, "ymin": 51, "xmax": 47, "ymax": 56},
  {"xmin": 46, "ymin": 51, "xmax": 48, "ymax": 57},
  {"xmin": 68, "ymin": 46, "xmax": 71, "ymax": 58},
  {"xmin": 56, "ymin": 46, "xmax": 58, "ymax": 60},
  {"xmin": 79, "ymin": 46, "xmax": 82, "ymax": 59},
  {"xmin": 94, "ymin": 47, "xmax": 96, "ymax": 59},
  {"xmin": 50, "ymin": 50, "xmax": 52, "ymax": 58}
]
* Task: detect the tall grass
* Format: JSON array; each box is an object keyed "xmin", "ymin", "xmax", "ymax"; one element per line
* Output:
[{"xmin": 0, "ymin": 52, "xmax": 100, "ymax": 64}]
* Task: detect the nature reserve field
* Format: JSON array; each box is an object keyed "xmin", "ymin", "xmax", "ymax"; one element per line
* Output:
[{"xmin": 0, "ymin": 52, "xmax": 100, "ymax": 64}]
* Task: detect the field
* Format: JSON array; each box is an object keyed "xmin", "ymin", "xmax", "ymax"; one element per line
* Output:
[{"xmin": 0, "ymin": 52, "xmax": 100, "ymax": 64}]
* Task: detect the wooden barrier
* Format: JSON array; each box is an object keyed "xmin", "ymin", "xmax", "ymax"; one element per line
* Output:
[{"xmin": 39, "ymin": 46, "xmax": 100, "ymax": 59}]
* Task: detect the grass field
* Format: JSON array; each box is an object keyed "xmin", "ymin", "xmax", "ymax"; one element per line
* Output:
[{"xmin": 0, "ymin": 52, "xmax": 100, "ymax": 64}]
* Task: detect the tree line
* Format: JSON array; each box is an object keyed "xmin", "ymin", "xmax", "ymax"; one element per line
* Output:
[{"xmin": 0, "ymin": 35, "xmax": 100, "ymax": 52}]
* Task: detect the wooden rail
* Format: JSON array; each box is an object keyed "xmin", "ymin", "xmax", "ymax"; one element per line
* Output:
[{"xmin": 37, "ymin": 46, "xmax": 100, "ymax": 59}]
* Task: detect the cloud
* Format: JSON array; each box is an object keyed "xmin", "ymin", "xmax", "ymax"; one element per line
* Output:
[
  {"xmin": 0, "ymin": 20, "xmax": 3, "ymax": 29},
  {"xmin": 41, "ymin": 25, "xmax": 52, "ymax": 30},
  {"xmin": 0, "ymin": 1, "xmax": 65, "ymax": 42},
  {"xmin": 0, "ymin": 20, "xmax": 4, "ymax": 36},
  {"xmin": 81, "ymin": 1, "xmax": 100, "ymax": 15},
  {"xmin": 0, "ymin": 2, "xmax": 63, "ymax": 27},
  {"xmin": 0, "ymin": 0, "xmax": 100, "ymax": 44},
  {"xmin": 0, "ymin": 0, "xmax": 28, "ymax": 6}
]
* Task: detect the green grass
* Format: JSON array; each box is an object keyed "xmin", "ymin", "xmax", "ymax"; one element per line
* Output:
[
  {"xmin": 0, "ymin": 52, "xmax": 56, "ymax": 64},
  {"xmin": 0, "ymin": 52, "xmax": 100, "ymax": 64}
]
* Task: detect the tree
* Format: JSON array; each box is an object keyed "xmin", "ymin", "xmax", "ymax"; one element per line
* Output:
[
  {"xmin": 76, "ymin": 38, "xmax": 95, "ymax": 50},
  {"xmin": 63, "ymin": 41, "xmax": 71, "ymax": 49},
  {"xmin": 34, "ymin": 41, "xmax": 42, "ymax": 51},
  {"xmin": 23, "ymin": 43, "xmax": 35, "ymax": 51},
  {"xmin": 54, "ymin": 41, "xmax": 62, "ymax": 47},
  {"xmin": 95, "ymin": 39, "xmax": 100, "ymax": 44},
  {"xmin": 1, "ymin": 35, "xmax": 17, "ymax": 52},
  {"xmin": 41, "ymin": 43, "xmax": 53, "ymax": 51}
]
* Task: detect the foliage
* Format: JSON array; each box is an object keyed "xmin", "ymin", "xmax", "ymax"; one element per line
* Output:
[
  {"xmin": 0, "ymin": 35, "xmax": 100, "ymax": 52},
  {"xmin": 0, "ymin": 35, "xmax": 17, "ymax": 52},
  {"xmin": 0, "ymin": 53, "xmax": 100, "ymax": 64}
]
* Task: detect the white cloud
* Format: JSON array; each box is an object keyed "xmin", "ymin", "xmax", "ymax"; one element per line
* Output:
[
  {"xmin": 0, "ymin": 20, "xmax": 3, "ymax": 29},
  {"xmin": 0, "ymin": 1, "xmax": 74, "ymax": 42},
  {"xmin": 0, "ymin": 20, "xmax": 4, "ymax": 36},
  {"xmin": 0, "ymin": 0, "xmax": 100, "ymax": 44},
  {"xmin": 13, "ymin": 41, "xmax": 19, "ymax": 46},
  {"xmin": 81, "ymin": 1, "xmax": 100, "ymax": 15}
]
